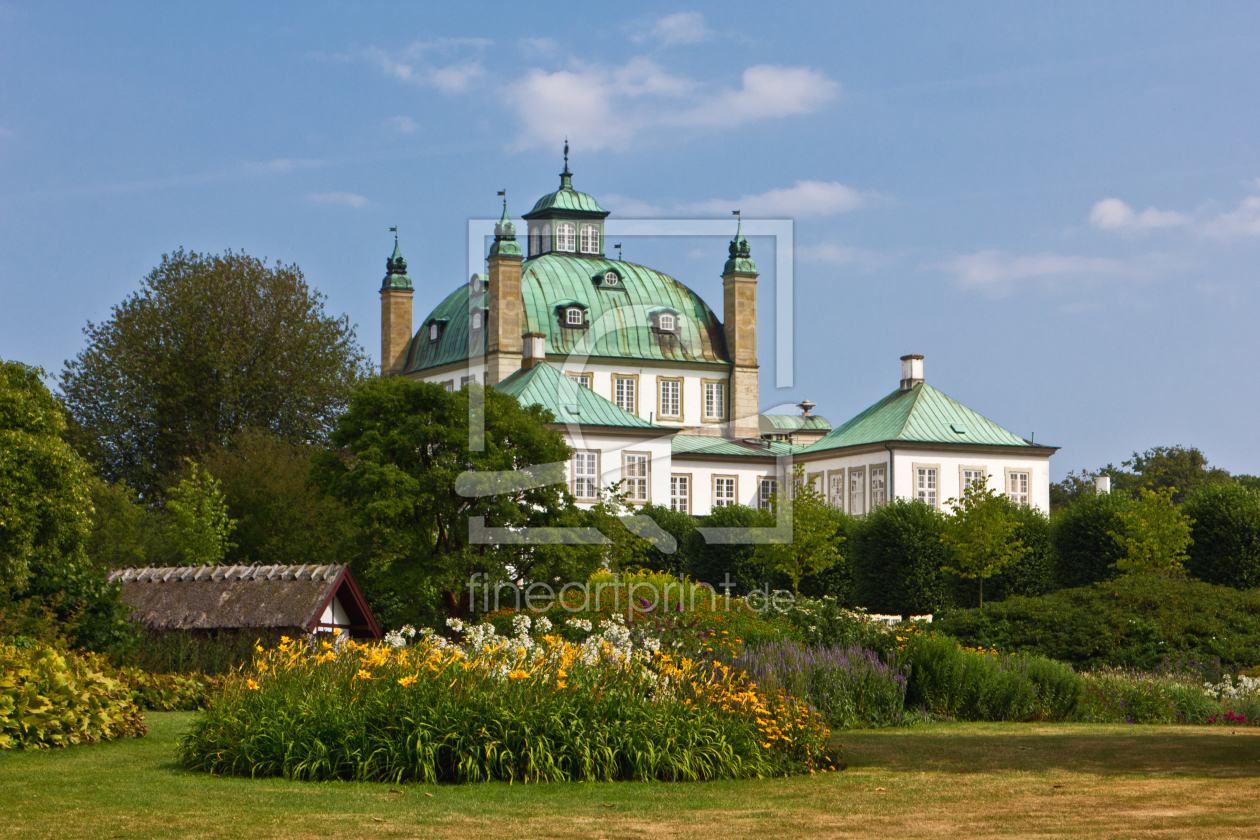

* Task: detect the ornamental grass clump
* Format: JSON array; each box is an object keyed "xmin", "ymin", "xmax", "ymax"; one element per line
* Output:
[
  {"xmin": 730, "ymin": 641, "xmax": 909, "ymax": 728},
  {"xmin": 178, "ymin": 616, "xmax": 837, "ymax": 783}
]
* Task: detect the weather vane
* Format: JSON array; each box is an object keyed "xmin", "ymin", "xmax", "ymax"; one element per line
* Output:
[{"xmin": 614, "ymin": 243, "xmax": 623, "ymax": 261}]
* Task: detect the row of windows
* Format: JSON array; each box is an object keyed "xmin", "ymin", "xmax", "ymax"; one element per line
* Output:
[
  {"xmin": 565, "ymin": 372, "xmax": 726, "ymax": 422},
  {"xmin": 558, "ymin": 307, "xmax": 675, "ymax": 331},
  {"xmin": 914, "ymin": 466, "xmax": 1030, "ymax": 508},
  {"xmin": 570, "ymin": 451, "xmax": 650, "ymax": 502},
  {"xmin": 530, "ymin": 223, "xmax": 601, "ymax": 257},
  {"xmin": 437, "ymin": 374, "xmax": 479, "ymax": 391}
]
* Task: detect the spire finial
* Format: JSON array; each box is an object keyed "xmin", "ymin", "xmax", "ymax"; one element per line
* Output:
[
  {"xmin": 563, "ymin": 138, "xmax": 570, "ymax": 174},
  {"xmin": 383, "ymin": 227, "xmax": 412, "ymax": 290},
  {"xmin": 559, "ymin": 138, "xmax": 573, "ymax": 190}
]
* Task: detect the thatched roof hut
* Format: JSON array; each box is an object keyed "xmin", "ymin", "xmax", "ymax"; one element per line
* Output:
[{"xmin": 108, "ymin": 564, "xmax": 381, "ymax": 639}]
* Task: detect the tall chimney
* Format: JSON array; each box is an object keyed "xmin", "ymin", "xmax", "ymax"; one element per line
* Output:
[
  {"xmin": 521, "ymin": 332, "xmax": 546, "ymax": 370},
  {"xmin": 900, "ymin": 354, "xmax": 924, "ymax": 390},
  {"xmin": 1095, "ymin": 475, "xmax": 1111, "ymax": 494}
]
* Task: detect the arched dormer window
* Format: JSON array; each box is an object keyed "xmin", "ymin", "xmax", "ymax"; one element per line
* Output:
[
  {"xmin": 472, "ymin": 311, "xmax": 483, "ymax": 330},
  {"xmin": 541, "ymin": 223, "xmax": 552, "ymax": 253},
  {"xmin": 658, "ymin": 313, "xmax": 676, "ymax": 332},
  {"xmin": 565, "ymin": 306, "xmax": 584, "ymax": 326},
  {"xmin": 579, "ymin": 224, "xmax": 600, "ymax": 254},
  {"xmin": 556, "ymin": 222, "xmax": 576, "ymax": 252},
  {"xmin": 530, "ymin": 229, "xmax": 541, "ymax": 257},
  {"xmin": 430, "ymin": 323, "xmax": 439, "ymax": 341},
  {"xmin": 650, "ymin": 309, "xmax": 680, "ymax": 336}
]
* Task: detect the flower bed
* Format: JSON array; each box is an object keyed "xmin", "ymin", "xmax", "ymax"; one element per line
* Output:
[
  {"xmin": 1, "ymin": 644, "xmax": 147, "ymax": 749},
  {"xmin": 178, "ymin": 616, "xmax": 839, "ymax": 783}
]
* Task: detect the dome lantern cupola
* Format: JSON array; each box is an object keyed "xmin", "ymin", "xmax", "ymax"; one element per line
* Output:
[
  {"xmin": 522, "ymin": 141, "xmax": 609, "ymax": 259},
  {"xmin": 382, "ymin": 229, "xmax": 413, "ymax": 291},
  {"xmin": 488, "ymin": 193, "xmax": 522, "ymax": 259},
  {"xmin": 723, "ymin": 216, "xmax": 756, "ymax": 275}
]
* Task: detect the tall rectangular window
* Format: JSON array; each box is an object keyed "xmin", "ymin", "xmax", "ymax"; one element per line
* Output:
[
  {"xmin": 758, "ymin": 477, "xmax": 777, "ymax": 511},
  {"xmin": 829, "ymin": 471, "xmax": 845, "ymax": 511},
  {"xmin": 713, "ymin": 476, "xmax": 737, "ymax": 508},
  {"xmin": 670, "ymin": 475, "xmax": 690, "ymax": 513},
  {"xmin": 962, "ymin": 468, "xmax": 987, "ymax": 493},
  {"xmin": 461, "ymin": 375, "xmax": 476, "ymax": 386},
  {"xmin": 556, "ymin": 222, "xmax": 576, "ymax": 252},
  {"xmin": 849, "ymin": 467, "xmax": 866, "ymax": 517},
  {"xmin": 614, "ymin": 376, "xmax": 637, "ymax": 414},
  {"xmin": 869, "ymin": 466, "xmax": 886, "ymax": 509},
  {"xmin": 1008, "ymin": 471, "xmax": 1029, "ymax": 507},
  {"xmin": 566, "ymin": 372, "xmax": 592, "ymax": 389},
  {"xmin": 579, "ymin": 224, "xmax": 600, "ymax": 254},
  {"xmin": 703, "ymin": 380, "xmax": 726, "ymax": 421},
  {"xmin": 916, "ymin": 467, "xmax": 938, "ymax": 508},
  {"xmin": 571, "ymin": 451, "xmax": 599, "ymax": 500},
  {"xmin": 623, "ymin": 452, "xmax": 649, "ymax": 503},
  {"xmin": 658, "ymin": 378, "xmax": 682, "ymax": 419}
]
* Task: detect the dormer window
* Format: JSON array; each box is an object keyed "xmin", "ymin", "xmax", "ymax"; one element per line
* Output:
[
  {"xmin": 469, "ymin": 274, "xmax": 482, "ymax": 292},
  {"xmin": 658, "ymin": 313, "xmax": 676, "ymax": 332},
  {"xmin": 565, "ymin": 307, "xmax": 584, "ymax": 326},
  {"xmin": 429, "ymin": 323, "xmax": 441, "ymax": 341},
  {"xmin": 556, "ymin": 222, "xmax": 576, "ymax": 252},
  {"xmin": 472, "ymin": 311, "xmax": 483, "ymax": 330},
  {"xmin": 580, "ymin": 224, "xmax": 600, "ymax": 254},
  {"xmin": 602, "ymin": 270, "xmax": 619, "ymax": 287}
]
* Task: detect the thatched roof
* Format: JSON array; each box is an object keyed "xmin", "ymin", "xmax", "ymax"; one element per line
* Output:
[{"xmin": 108, "ymin": 564, "xmax": 381, "ymax": 638}]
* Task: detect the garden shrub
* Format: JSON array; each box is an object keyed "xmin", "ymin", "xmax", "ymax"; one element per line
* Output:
[
  {"xmin": 114, "ymin": 667, "xmax": 216, "ymax": 711},
  {"xmin": 683, "ymin": 504, "xmax": 774, "ymax": 595},
  {"xmin": 933, "ymin": 576, "xmax": 1260, "ymax": 670},
  {"xmin": 902, "ymin": 634, "xmax": 1042, "ymax": 721},
  {"xmin": 179, "ymin": 619, "xmax": 839, "ymax": 783},
  {"xmin": 1183, "ymin": 483, "xmax": 1260, "ymax": 589},
  {"xmin": 1073, "ymin": 669, "xmax": 1217, "ymax": 724},
  {"xmin": 851, "ymin": 499, "xmax": 950, "ymax": 617},
  {"xmin": 731, "ymin": 640, "xmax": 908, "ymax": 728},
  {"xmin": 128, "ymin": 628, "xmax": 288, "ymax": 675},
  {"xmin": 780, "ymin": 596, "xmax": 898, "ymax": 659},
  {"xmin": 0, "ymin": 643, "xmax": 146, "ymax": 749},
  {"xmin": 951, "ymin": 502, "xmax": 1054, "ymax": 606},
  {"xmin": 1051, "ymin": 490, "xmax": 1129, "ymax": 588}
]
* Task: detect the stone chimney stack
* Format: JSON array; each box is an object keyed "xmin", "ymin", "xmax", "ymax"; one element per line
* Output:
[
  {"xmin": 521, "ymin": 332, "xmax": 546, "ymax": 370},
  {"xmin": 900, "ymin": 354, "xmax": 925, "ymax": 391},
  {"xmin": 380, "ymin": 231, "xmax": 414, "ymax": 377},
  {"xmin": 722, "ymin": 216, "xmax": 759, "ymax": 438}
]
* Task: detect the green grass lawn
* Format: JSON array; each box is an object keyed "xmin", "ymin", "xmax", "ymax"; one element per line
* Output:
[{"xmin": 3, "ymin": 712, "xmax": 1260, "ymax": 839}]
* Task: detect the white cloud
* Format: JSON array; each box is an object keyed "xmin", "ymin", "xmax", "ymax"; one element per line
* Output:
[
  {"xmin": 636, "ymin": 12, "xmax": 714, "ymax": 47},
  {"xmin": 307, "ymin": 192, "xmax": 370, "ymax": 209},
  {"xmin": 507, "ymin": 60, "xmax": 837, "ymax": 150},
  {"xmin": 1202, "ymin": 196, "xmax": 1260, "ymax": 238},
  {"xmin": 1089, "ymin": 198, "xmax": 1191, "ymax": 231},
  {"xmin": 938, "ymin": 250, "xmax": 1135, "ymax": 289},
  {"xmin": 387, "ymin": 116, "xmax": 418, "ymax": 134},
  {"xmin": 519, "ymin": 37, "xmax": 558, "ymax": 57},
  {"xmin": 361, "ymin": 38, "xmax": 491, "ymax": 94},
  {"xmin": 603, "ymin": 180, "xmax": 870, "ymax": 219}
]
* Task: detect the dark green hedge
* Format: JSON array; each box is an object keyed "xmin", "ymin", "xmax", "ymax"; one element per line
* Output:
[
  {"xmin": 1050, "ymin": 490, "xmax": 1128, "ymax": 589},
  {"xmin": 1183, "ymin": 483, "xmax": 1260, "ymax": 589},
  {"xmin": 933, "ymin": 576, "xmax": 1260, "ymax": 670},
  {"xmin": 851, "ymin": 499, "xmax": 950, "ymax": 617}
]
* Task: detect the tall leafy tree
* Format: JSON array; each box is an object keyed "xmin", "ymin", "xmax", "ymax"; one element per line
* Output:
[
  {"xmin": 755, "ymin": 466, "xmax": 845, "ymax": 595},
  {"xmin": 1109, "ymin": 487, "xmax": 1194, "ymax": 577},
  {"xmin": 940, "ymin": 482, "xmax": 1030, "ymax": 609},
  {"xmin": 310, "ymin": 378, "xmax": 582, "ymax": 628},
  {"xmin": 165, "ymin": 460, "xmax": 236, "ymax": 566},
  {"xmin": 60, "ymin": 249, "xmax": 371, "ymax": 497},
  {"xmin": 1102, "ymin": 445, "xmax": 1232, "ymax": 503}
]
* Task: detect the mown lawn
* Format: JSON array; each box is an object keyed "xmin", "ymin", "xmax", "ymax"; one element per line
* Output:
[{"xmin": 3, "ymin": 712, "xmax": 1260, "ymax": 839}]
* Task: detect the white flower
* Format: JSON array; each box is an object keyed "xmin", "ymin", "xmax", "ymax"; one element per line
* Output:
[
  {"xmin": 446, "ymin": 618, "xmax": 466, "ymax": 633},
  {"xmin": 535, "ymin": 616, "xmax": 553, "ymax": 634}
]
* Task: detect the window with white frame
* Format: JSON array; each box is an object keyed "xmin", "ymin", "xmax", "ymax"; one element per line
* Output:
[
  {"xmin": 614, "ymin": 376, "xmax": 636, "ymax": 414},
  {"xmin": 579, "ymin": 224, "xmax": 600, "ymax": 254},
  {"xmin": 461, "ymin": 375, "xmax": 476, "ymax": 386},
  {"xmin": 713, "ymin": 476, "xmax": 736, "ymax": 508},
  {"xmin": 704, "ymin": 380, "xmax": 726, "ymax": 421},
  {"xmin": 658, "ymin": 378, "xmax": 681, "ymax": 418},
  {"xmin": 962, "ymin": 468, "xmax": 987, "ymax": 493},
  {"xmin": 623, "ymin": 452, "xmax": 649, "ymax": 503},
  {"xmin": 530, "ymin": 230, "xmax": 541, "ymax": 256},
  {"xmin": 916, "ymin": 467, "xmax": 938, "ymax": 508},
  {"xmin": 1008, "ymin": 471, "xmax": 1029, "ymax": 507},
  {"xmin": 556, "ymin": 222, "xmax": 576, "ymax": 252},
  {"xmin": 658, "ymin": 313, "xmax": 676, "ymax": 332},
  {"xmin": 849, "ymin": 468, "xmax": 866, "ymax": 517},
  {"xmin": 442, "ymin": 380, "xmax": 454, "ymax": 391},
  {"xmin": 670, "ymin": 475, "xmax": 690, "ymax": 513},
  {"xmin": 829, "ymin": 472, "xmax": 845, "ymax": 510},
  {"xmin": 429, "ymin": 323, "xmax": 440, "ymax": 341},
  {"xmin": 758, "ymin": 477, "xmax": 777, "ymax": 511},
  {"xmin": 541, "ymin": 224, "xmax": 551, "ymax": 252},
  {"xmin": 602, "ymin": 270, "xmax": 620, "ymax": 287},
  {"xmin": 566, "ymin": 372, "xmax": 592, "ymax": 389},
  {"xmin": 471, "ymin": 311, "xmax": 482, "ymax": 330},
  {"xmin": 869, "ymin": 466, "xmax": 886, "ymax": 509},
  {"xmin": 564, "ymin": 307, "xmax": 584, "ymax": 326},
  {"xmin": 571, "ymin": 451, "xmax": 599, "ymax": 500}
]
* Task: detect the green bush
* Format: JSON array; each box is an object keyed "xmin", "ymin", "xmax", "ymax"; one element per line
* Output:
[
  {"xmin": 1051, "ymin": 490, "xmax": 1129, "ymax": 588},
  {"xmin": 852, "ymin": 499, "xmax": 950, "ymax": 616},
  {"xmin": 951, "ymin": 502, "xmax": 1054, "ymax": 605},
  {"xmin": 902, "ymin": 634, "xmax": 1044, "ymax": 721},
  {"xmin": 114, "ymin": 667, "xmax": 216, "ymax": 711},
  {"xmin": 128, "ymin": 628, "xmax": 286, "ymax": 676},
  {"xmin": 1073, "ymin": 669, "xmax": 1217, "ymax": 724},
  {"xmin": 1183, "ymin": 483, "xmax": 1260, "ymax": 589},
  {"xmin": 934, "ymin": 576, "xmax": 1260, "ymax": 670},
  {"xmin": 683, "ymin": 504, "xmax": 774, "ymax": 595},
  {"xmin": 780, "ymin": 596, "xmax": 898, "ymax": 659},
  {"xmin": 0, "ymin": 644, "xmax": 146, "ymax": 749}
]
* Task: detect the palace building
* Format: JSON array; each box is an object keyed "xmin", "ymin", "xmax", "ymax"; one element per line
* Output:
[{"xmin": 378, "ymin": 156, "xmax": 1057, "ymax": 516}]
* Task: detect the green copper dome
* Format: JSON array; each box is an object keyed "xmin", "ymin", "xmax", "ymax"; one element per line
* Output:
[
  {"xmin": 525, "ymin": 179, "xmax": 607, "ymax": 216},
  {"xmin": 489, "ymin": 199, "xmax": 522, "ymax": 258},
  {"xmin": 381, "ymin": 235, "xmax": 413, "ymax": 291},
  {"xmin": 723, "ymin": 220, "xmax": 756, "ymax": 274}
]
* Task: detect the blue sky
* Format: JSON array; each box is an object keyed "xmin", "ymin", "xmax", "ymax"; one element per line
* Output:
[{"xmin": 3, "ymin": 2, "xmax": 1260, "ymax": 479}]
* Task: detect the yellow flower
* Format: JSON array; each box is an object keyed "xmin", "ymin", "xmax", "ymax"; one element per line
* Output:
[
  {"xmin": 556, "ymin": 680, "xmax": 568, "ymax": 689},
  {"xmin": 556, "ymin": 668, "xmax": 567, "ymax": 679},
  {"xmin": 246, "ymin": 679, "xmax": 260, "ymax": 690},
  {"xmin": 397, "ymin": 674, "xmax": 418, "ymax": 688},
  {"xmin": 508, "ymin": 669, "xmax": 530, "ymax": 681},
  {"xmin": 356, "ymin": 669, "xmax": 373, "ymax": 680}
]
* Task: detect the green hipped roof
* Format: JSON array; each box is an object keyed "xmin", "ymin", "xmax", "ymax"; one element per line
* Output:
[
  {"xmin": 801, "ymin": 383, "xmax": 1042, "ymax": 453},
  {"xmin": 404, "ymin": 253, "xmax": 730, "ymax": 375},
  {"xmin": 494, "ymin": 362, "xmax": 663, "ymax": 429},
  {"xmin": 760, "ymin": 414, "xmax": 832, "ymax": 432},
  {"xmin": 672, "ymin": 435, "xmax": 801, "ymax": 458}
]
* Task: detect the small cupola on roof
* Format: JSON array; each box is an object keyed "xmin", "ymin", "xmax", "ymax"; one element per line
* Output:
[
  {"xmin": 522, "ymin": 141, "xmax": 610, "ymax": 259},
  {"xmin": 488, "ymin": 193, "xmax": 521, "ymax": 259},
  {"xmin": 381, "ymin": 230, "xmax": 413, "ymax": 291}
]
